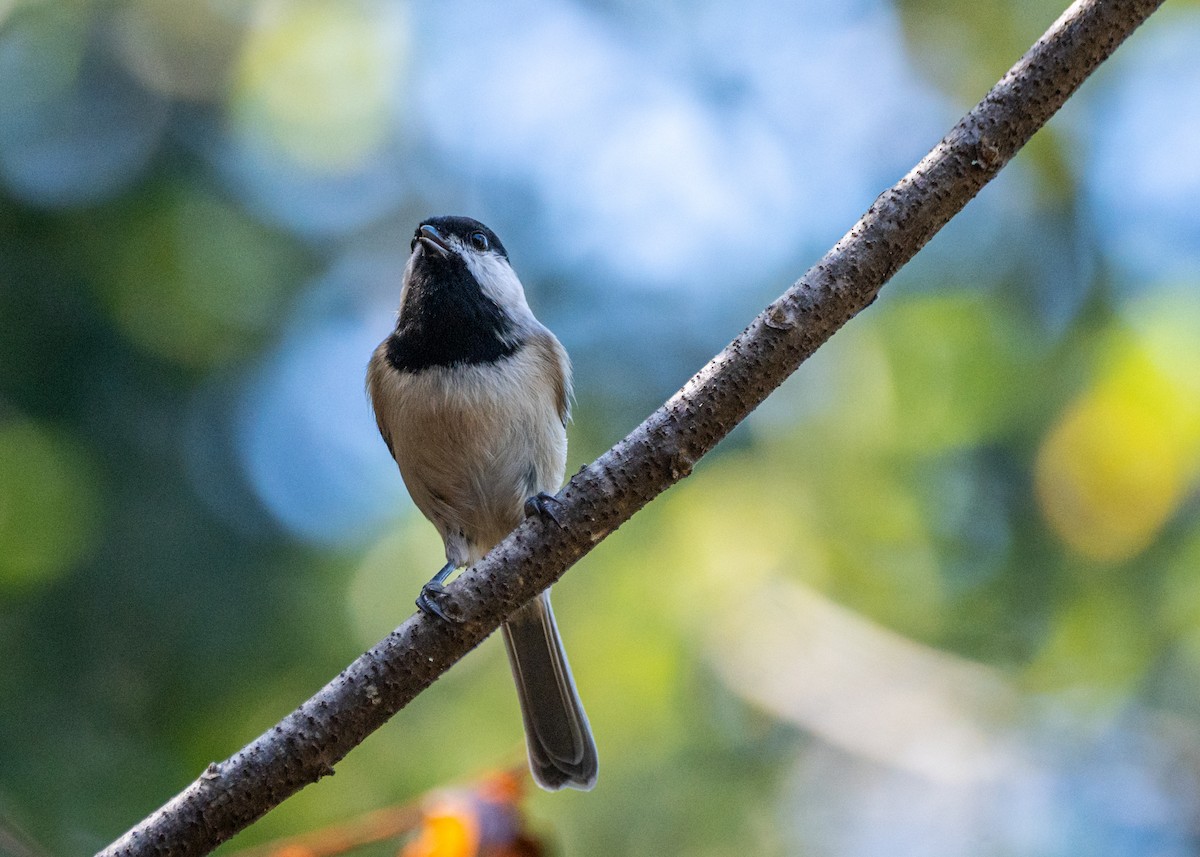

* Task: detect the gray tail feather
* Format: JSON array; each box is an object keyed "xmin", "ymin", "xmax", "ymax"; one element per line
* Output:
[{"xmin": 502, "ymin": 590, "xmax": 599, "ymax": 791}]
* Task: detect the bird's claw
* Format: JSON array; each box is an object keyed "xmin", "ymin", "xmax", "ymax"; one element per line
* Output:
[
  {"xmin": 416, "ymin": 581, "xmax": 460, "ymax": 623},
  {"xmin": 524, "ymin": 491, "xmax": 565, "ymax": 526}
]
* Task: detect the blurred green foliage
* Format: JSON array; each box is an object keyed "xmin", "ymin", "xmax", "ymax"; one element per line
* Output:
[{"xmin": 1, "ymin": 1, "xmax": 1199, "ymax": 856}]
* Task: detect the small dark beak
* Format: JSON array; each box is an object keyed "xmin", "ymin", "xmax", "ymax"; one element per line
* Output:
[{"xmin": 416, "ymin": 224, "xmax": 451, "ymax": 257}]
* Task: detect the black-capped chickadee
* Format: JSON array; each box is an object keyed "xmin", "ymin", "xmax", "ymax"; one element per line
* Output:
[{"xmin": 367, "ymin": 216, "xmax": 598, "ymax": 791}]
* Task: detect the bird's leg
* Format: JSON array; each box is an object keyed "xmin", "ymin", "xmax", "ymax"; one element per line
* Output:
[
  {"xmin": 524, "ymin": 491, "xmax": 565, "ymax": 526},
  {"xmin": 416, "ymin": 561, "xmax": 459, "ymax": 622}
]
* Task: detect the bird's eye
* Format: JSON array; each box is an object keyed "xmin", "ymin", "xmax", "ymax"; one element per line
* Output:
[{"xmin": 470, "ymin": 231, "xmax": 490, "ymax": 252}]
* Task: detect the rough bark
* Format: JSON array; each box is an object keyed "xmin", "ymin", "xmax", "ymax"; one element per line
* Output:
[{"xmin": 97, "ymin": 1, "xmax": 1166, "ymax": 855}]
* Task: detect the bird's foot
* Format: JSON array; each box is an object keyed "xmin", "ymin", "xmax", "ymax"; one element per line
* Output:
[
  {"xmin": 524, "ymin": 491, "xmax": 565, "ymax": 526},
  {"xmin": 416, "ymin": 561, "xmax": 462, "ymax": 622},
  {"xmin": 416, "ymin": 582, "xmax": 460, "ymax": 622}
]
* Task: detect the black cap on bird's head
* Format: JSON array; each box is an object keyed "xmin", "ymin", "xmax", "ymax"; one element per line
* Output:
[{"xmin": 411, "ymin": 215, "xmax": 509, "ymax": 261}]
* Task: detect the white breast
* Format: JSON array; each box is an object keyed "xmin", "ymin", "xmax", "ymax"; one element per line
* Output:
[{"xmin": 368, "ymin": 336, "xmax": 569, "ymax": 565}]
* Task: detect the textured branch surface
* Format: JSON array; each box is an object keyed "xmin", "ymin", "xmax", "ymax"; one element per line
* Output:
[{"xmin": 98, "ymin": 1, "xmax": 1165, "ymax": 855}]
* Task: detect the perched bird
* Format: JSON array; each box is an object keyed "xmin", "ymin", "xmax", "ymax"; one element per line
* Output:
[{"xmin": 367, "ymin": 215, "xmax": 598, "ymax": 791}]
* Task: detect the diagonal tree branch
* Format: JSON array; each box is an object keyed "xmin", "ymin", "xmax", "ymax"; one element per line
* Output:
[{"xmin": 97, "ymin": 1, "xmax": 1166, "ymax": 855}]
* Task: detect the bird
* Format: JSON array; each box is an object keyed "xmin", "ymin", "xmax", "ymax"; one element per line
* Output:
[{"xmin": 367, "ymin": 215, "xmax": 598, "ymax": 791}]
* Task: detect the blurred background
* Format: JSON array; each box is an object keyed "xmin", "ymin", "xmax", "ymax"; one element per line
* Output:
[{"xmin": 2, "ymin": 0, "xmax": 1200, "ymax": 854}]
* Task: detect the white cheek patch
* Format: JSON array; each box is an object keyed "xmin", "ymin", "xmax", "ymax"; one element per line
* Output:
[
  {"xmin": 397, "ymin": 250, "xmax": 420, "ymax": 316},
  {"xmin": 463, "ymin": 251, "xmax": 536, "ymax": 324}
]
